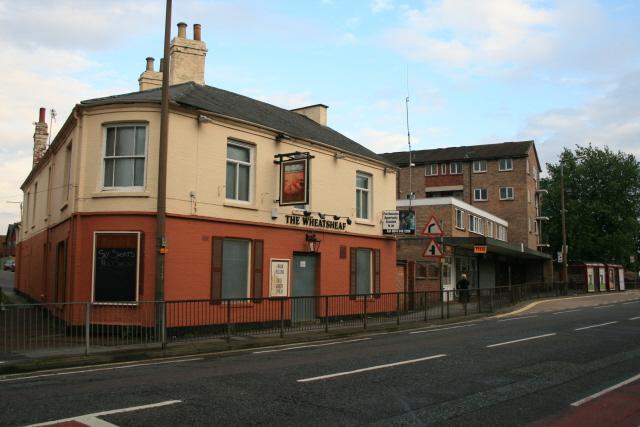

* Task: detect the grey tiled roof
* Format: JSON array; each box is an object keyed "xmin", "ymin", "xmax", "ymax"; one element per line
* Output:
[
  {"xmin": 379, "ymin": 140, "xmax": 534, "ymax": 167},
  {"xmin": 81, "ymin": 83, "xmax": 391, "ymax": 165}
]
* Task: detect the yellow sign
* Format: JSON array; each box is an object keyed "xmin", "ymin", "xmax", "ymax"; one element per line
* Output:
[{"xmin": 473, "ymin": 245, "xmax": 487, "ymax": 254}]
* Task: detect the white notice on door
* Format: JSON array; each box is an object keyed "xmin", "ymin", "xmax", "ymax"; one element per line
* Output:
[{"xmin": 300, "ymin": 260, "xmax": 306, "ymax": 268}]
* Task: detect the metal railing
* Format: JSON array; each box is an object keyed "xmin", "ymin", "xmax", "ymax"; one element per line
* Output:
[{"xmin": 0, "ymin": 281, "xmax": 631, "ymax": 358}]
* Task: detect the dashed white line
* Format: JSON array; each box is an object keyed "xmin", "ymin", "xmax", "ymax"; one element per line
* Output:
[
  {"xmin": 498, "ymin": 315, "xmax": 538, "ymax": 322},
  {"xmin": 571, "ymin": 372, "xmax": 640, "ymax": 406},
  {"xmin": 574, "ymin": 321, "xmax": 619, "ymax": 331},
  {"xmin": 552, "ymin": 309, "xmax": 582, "ymax": 315},
  {"xmin": 0, "ymin": 358, "xmax": 203, "ymax": 383},
  {"xmin": 297, "ymin": 354, "xmax": 447, "ymax": 383},
  {"xmin": 593, "ymin": 305, "xmax": 615, "ymax": 309},
  {"xmin": 486, "ymin": 333, "xmax": 556, "ymax": 348},
  {"xmin": 254, "ymin": 338, "xmax": 371, "ymax": 354},
  {"xmin": 409, "ymin": 324, "xmax": 477, "ymax": 334},
  {"xmin": 629, "ymin": 316, "xmax": 640, "ymax": 321},
  {"xmin": 623, "ymin": 300, "xmax": 640, "ymax": 305},
  {"xmin": 27, "ymin": 400, "xmax": 182, "ymax": 426}
]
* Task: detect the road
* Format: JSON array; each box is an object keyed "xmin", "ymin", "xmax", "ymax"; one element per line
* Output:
[{"xmin": 0, "ymin": 293, "xmax": 638, "ymax": 426}]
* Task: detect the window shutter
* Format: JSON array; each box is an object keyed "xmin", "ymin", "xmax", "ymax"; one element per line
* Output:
[
  {"xmin": 374, "ymin": 249, "xmax": 381, "ymax": 298},
  {"xmin": 349, "ymin": 247, "xmax": 357, "ymax": 300},
  {"xmin": 211, "ymin": 237, "xmax": 223, "ymax": 302},
  {"xmin": 253, "ymin": 239, "xmax": 264, "ymax": 302}
]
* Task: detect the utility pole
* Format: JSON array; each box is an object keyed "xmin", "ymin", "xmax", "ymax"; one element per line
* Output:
[
  {"xmin": 560, "ymin": 160, "xmax": 568, "ymax": 293},
  {"xmin": 156, "ymin": 0, "xmax": 172, "ymax": 312}
]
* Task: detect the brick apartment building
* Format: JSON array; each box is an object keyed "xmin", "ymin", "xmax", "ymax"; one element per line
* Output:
[{"xmin": 381, "ymin": 141, "xmax": 552, "ymax": 294}]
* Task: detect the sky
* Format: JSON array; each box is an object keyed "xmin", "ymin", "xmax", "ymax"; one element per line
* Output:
[{"xmin": 0, "ymin": 0, "xmax": 639, "ymax": 234}]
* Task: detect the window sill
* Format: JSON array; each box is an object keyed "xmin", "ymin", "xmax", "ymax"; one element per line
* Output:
[
  {"xmin": 355, "ymin": 219, "xmax": 375, "ymax": 226},
  {"xmin": 498, "ymin": 169, "xmax": 513, "ymax": 172},
  {"xmin": 472, "ymin": 171, "xmax": 487, "ymax": 174},
  {"xmin": 455, "ymin": 226, "xmax": 465, "ymax": 231},
  {"xmin": 91, "ymin": 302, "xmax": 139, "ymax": 306},
  {"xmin": 499, "ymin": 198, "xmax": 515, "ymax": 201},
  {"xmin": 92, "ymin": 191, "xmax": 150, "ymax": 198},
  {"xmin": 224, "ymin": 201, "xmax": 258, "ymax": 211},
  {"xmin": 473, "ymin": 199, "xmax": 488, "ymax": 203}
]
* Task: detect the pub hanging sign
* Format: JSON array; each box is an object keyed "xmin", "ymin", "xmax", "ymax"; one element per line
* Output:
[{"xmin": 275, "ymin": 152, "xmax": 313, "ymax": 206}]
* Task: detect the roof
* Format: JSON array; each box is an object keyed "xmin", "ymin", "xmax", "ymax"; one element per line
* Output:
[
  {"xmin": 379, "ymin": 140, "xmax": 534, "ymax": 167},
  {"xmin": 443, "ymin": 236, "xmax": 552, "ymax": 260},
  {"xmin": 81, "ymin": 82, "xmax": 391, "ymax": 166}
]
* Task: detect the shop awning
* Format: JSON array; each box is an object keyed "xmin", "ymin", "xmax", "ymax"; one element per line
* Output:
[{"xmin": 442, "ymin": 237, "xmax": 552, "ymax": 261}]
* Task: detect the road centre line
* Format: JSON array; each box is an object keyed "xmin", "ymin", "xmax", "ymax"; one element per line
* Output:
[
  {"xmin": 28, "ymin": 400, "xmax": 182, "ymax": 426},
  {"xmin": 409, "ymin": 324, "xmax": 476, "ymax": 334},
  {"xmin": 629, "ymin": 316, "xmax": 640, "ymax": 321},
  {"xmin": 297, "ymin": 354, "xmax": 447, "ymax": 383},
  {"xmin": 574, "ymin": 321, "xmax": 619, "ymax": 331},
  {"xmin": 571, "ymin": 372, "xmax": 640, "ymax": 407},
  {"xmin": 486, "ymin": 333, "xmax": 556, "ymax": 348},
  {"xmin": 254, "ymin": 338, "xmax": 371, "ymax": 354},
  {"xmin": 0, "ymin": 357, "xmax": 203, "ymax": 383},
  {"xmin": 498, "ymin": 315, "xmax": 537, "ymax": 322},
  {"xmin": 552, "ymin": 309, "xmax": 582, "ymax": 315},
  {"xmin": 593, "ymin": 305, "xmax": 616, "ymax": 309}
]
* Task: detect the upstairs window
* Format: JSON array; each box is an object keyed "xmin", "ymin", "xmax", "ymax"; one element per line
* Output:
[
  {"xmin": 103, "ymin": 125, "xmax": 147, "ymax": 189},
  {"xmin": 226, "ymin": 141, "xmax": 253, "ymax": 202},
  {"xmin": 425, "ymin": 164, "xmax": 438, "ymax": 176},
  {"xmin": 473, "ymin": 160, "xmax": 487, "ymax": 173},
  {"xmin": 473, "ymin": 188, "xmax": 488, "ymax": 201},
  {"xmin": 440, "ymin": 163, "xmax": 447, "ymax": 175},
  {"xmin": 455, "ymin": 209, "xmax": 465, "ymax": 230},
  {"xmin": 497, "ymin": 225, "xmax": 508, "ymax": 241},
  {"xmin": 450, "ymin": 162, "xmax": 463, "ymax": 175},
  {"xmin": 500, "ymin": 187, "xmax": 514, "ymax": 200},
  {"xmin": 356, "ymin": 172, "xmax": 371, "ymax": 220},
  {"xmin": 498, "ymin": 158, "xmax": 513, "ymax": 171},
  {"xmin": 469, "ymin": 214, "xmax": 484, "ymax": 235}
]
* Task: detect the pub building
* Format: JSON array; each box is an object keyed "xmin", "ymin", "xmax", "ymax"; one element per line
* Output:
[{"xmin": 16, "ymin": 23, "xmax": 397, "ymax": 327}]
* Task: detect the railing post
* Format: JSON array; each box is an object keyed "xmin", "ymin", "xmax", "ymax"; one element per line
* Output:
[
  {"xmin": 280, "ymin": 298, "xmax": 285, "ymax": 338},
  {"xmin": 446, "ymin": 292, "xmax": 450, "ymax": 319},
  {"xmin": 84, "ymin": 302, "xmax": 91, "ymax": 356},
  {"xmin": 226, "ymin": 300, "xmax": 231, "ymax": 343},
  {"xmin": 423, "ymin": 291, "xmax": 428, "ymax": 322},
  {"xmin": 440, "ymin": 290, "xmax": 444, "ymax": 319},
  {"xmin": 396, "ymin": 293, "xmax": 401, "ymax": 326},
  {"xmin": 160, "ymin": 301, "xmax": 167, "ymax": 349},
  {"xmin": 363, "ymin": 296, "xmax": 368, "ymax": 329},
  {"xmin": 490, "ymin": 288, "xmax": 494, "ymax": 313},
  {"xmin": 324, "ymin": 296, "xmax": 329, "ymax": 333}
]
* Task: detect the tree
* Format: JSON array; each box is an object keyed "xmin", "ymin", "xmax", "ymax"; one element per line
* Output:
[{"xmin": 541, "ymin": 145, "xmax": 640, "ymax": 271}]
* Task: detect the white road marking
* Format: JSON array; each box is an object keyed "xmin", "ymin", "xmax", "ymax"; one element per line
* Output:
[
  {"xmin": 574, "ymin": 321, "xmax": 619, "ymax": 331},
  {"xmin": 622, "ymin": 300, "xmax": 640, "ymax": 305},
  {"xmin": 552, "ymin": 309, "xmax": 582, "ymax": 315},
  {"xmin": 486, "ymin": 333, "xmax": 556, "ymax": 348},
  {"xmin": 571, "ymin": 372, "xmax": 640, "ymax": 407},
  {"xmin": 254, "ymin": 338, "xmax": 371, "ymax": 354},
  {"xmin": 498, "ymin": 315, "xmax": 538, "ymax": 322},
  {"xmin": 0, "ymin": 357, "xmax": 203, "ymax": 383},
  {"xmin": 297, "ymin": 354, "xmax": 447, "ymax": 383},
  {"xmin": 629, "ymin": 316, "xmax": 640, "ymax": 321},
  {"xmin": 593, "ymin": 305, "xmax": 615, "ymax": 309},
  {"xmin": 409, "ymin": 324, "xmax": 476, "ymax": 334},
  {"xmin": 28, "ymin": 400, "xmax": 182, "ymax": 426},
  {"xmin": 0, "ymin": 361, "xmax": 6, "ymax": 364}
]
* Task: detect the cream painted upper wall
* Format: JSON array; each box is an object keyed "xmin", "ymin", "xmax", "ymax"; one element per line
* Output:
[{"xmin": 23, "ymin": 103, "xmax": 396, "ymax": 238}]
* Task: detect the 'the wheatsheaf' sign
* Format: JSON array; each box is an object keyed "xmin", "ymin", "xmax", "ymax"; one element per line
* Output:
[{"xmin": 285, "ymin": 215, "xmax": 347, "ymax": 231}]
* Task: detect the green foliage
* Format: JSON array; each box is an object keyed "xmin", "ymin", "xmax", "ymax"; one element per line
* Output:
[{"xmin": 541, "ymin": 145, "xmax": 640, "ymax": 270}]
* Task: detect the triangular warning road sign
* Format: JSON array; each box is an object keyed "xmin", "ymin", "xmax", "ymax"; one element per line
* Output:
[
  {"xmin": 422, "ymin": 238, "xmax": 443, "ymax": 258},
  {"xmin": 422, "ymin": 216, "xmax": 443, "ymax": 236}
]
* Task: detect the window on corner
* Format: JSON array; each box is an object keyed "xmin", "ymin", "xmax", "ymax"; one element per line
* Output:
[
  {"xmin": 103, "ymin": 125, "xmax": 147, "ymax": 189},
  {"xmin": 226, "ymin": 141, "xmax": 253, "ymax": 202},
  {"xmin": 356, "ymin": 172, "xmax": 371, "ymax": 220},
  {"xmin": 498, "ymin": 158, "xmax": 513, "ymax": 171}
]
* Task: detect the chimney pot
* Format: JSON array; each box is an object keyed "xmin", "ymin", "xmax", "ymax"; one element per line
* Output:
[
  {"xmin": 193, "ymin": 23, "xmax": 202, "ymax": 41},
  {"xmin": 177, "ymin": 22, "xmax": 187, "ymax": 38},
  {"xmin": 38, "ymin": 107, "xmax": 46, "ymax": 123},
  {"xmin": 159, "ymin": 58, "xmax": 165, "ymax": 72},
  {"xmin": 145, "ymin": 57, "xmax": 155, "ymax": 71}
]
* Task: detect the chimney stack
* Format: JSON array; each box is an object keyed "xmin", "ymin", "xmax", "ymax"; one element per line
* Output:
[
  {"xmin": 169, "ymin": 22, "xmax": 207, "ymax": 85},
  {"xmin": 33, "ymin": 107, "xmax": 48, "ymax": 167},
  {"xmin": 177, "ymin": 22, "xmax": 187, "ymax": 38},
  {"xmin": 291, "ymin": 104, "xmax": 329, "ymax": 126},
  {"xmin": 138, "ymin": 56, "xmax": 163, "ymax": 91},
  {"xmin": 145, "ymin": 57, "xmax": 155, "ymax": 71},
  {"xmin": 193, "ymin": 23, "xmax": 202, "ymax": 41}
]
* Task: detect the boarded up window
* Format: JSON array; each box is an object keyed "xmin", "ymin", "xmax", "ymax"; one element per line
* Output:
[{"xmin": 94, "ymin": 233, "xmax": 139, "ymax": 302}]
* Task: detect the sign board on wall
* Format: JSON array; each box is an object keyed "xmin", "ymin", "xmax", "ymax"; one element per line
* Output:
[
  {"xmin": 279, "ymin": 158, "xmax": 309, "ymax": 206},
  {"xmin": 269, "ymin": 259, "xmax": 290, "ymax": 297},
  {"xmin": 474, "ymin": 245, "xmax": 487, "ymax": 254},
  {"xmin": 382, "ymin": 210, "xmax": 416, "ymax": 235}
]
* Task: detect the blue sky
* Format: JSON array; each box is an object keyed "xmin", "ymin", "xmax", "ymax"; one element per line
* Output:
[{"xmin": 1, "ymin": 0, "xmax": 639, "ymax": 232}]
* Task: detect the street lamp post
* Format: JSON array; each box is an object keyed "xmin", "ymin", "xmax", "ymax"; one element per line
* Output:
[{"xmin": 560, "ymin": 161, "xmax": 568, "ymax": 294}]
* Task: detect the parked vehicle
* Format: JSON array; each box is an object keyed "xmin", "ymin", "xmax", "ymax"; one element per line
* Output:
[{"xmin": 3, "ymin": 259, "xmax": 15, "ymax": 272}]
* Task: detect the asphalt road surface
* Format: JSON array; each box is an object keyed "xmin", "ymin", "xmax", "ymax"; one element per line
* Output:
[{"xmin": 0, "ymin": 295, "xmax": 638, "ymax": 426}]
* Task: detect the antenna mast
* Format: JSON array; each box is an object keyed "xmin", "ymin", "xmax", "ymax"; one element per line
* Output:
[{"xmin": 405, "ymin": 66, "xmax": 413, "ymax": 208}]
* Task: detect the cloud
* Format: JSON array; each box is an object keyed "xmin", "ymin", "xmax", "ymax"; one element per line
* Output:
[
  {"xmin": 520, "ymin": 70, "xmax": 640, "ymax": 168},
  {"xmin": 371, "ymin": 0, "xmax": 395, "ymax": 13}
]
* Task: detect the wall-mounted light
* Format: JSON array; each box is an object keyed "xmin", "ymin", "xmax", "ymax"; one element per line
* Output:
[
  {"xmin": 303, "ymin": 210, "xmax": 311, "ymax": 217},
  {"xmin": 305, "ymin": 233, "xmax": 321, "ymax": 253},
  {"xmin": 275, "ymin": 133, "xmax": 291, "ymax": 143},
  {"xmin": 318, "ymin": 213, "xmax": 325, "ymax": 219},
  {"xmin": 334, "ymin": 152, "xmax": 345, "ymax": 160}
]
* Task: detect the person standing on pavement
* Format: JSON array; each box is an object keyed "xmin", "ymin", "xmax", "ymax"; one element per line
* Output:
[{"xmin": 456, "ymin": 273, "xmax": 470, "ymax": 304}]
